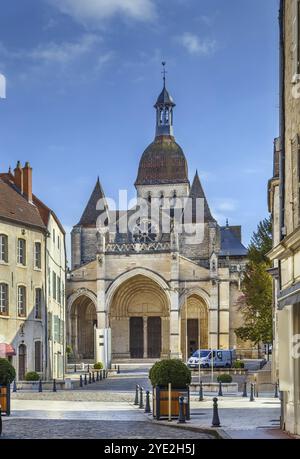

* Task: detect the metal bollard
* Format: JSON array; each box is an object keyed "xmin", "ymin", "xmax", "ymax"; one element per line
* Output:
[
  {"xmin": 218, "ymin": 381, "xmax": 223, "ymax": 397},
  {"xmin": 100, "ymin": 370, "xmax": 103, "ymax": 381},
  {"xmin": 242, "ymin": 381, "xmax": 247, "ymax": 398},
  {"xmin": 145, "ymin": 390, "xmax": 151, "ymax": 413},
  {"xmin": 74, "ymin": 363, "xmax": 77, "ymax": 373},
  {"xmin": 117, "ymin": 365, "xmax": 120, "ymax": 374},
  {"xmin": 134, "ymin": 384, "xmax": 139, "ymax": 405},
  {"xmin": 275, "ymin": 382, "xmax": 279, "ymax": 398},
  {"xmin": 38, "ymin": 379, "xmax": 43, "ymax": 393},
  {"xmin": 178, "ymin": 396, "xmax": 186, "ymax": 424},
  {"xmin": 92, "ymin": 372, "xmax": 95, "ymax": 383},
  {"xmin": 80, "ymin": 375, "xmax": 83, "ymax": 387},
  {"xmin": 139, "ymin": 386, "xmax": 144, "ymax": 409},
  {"xmin": 84, "ymin": 374, "xmax": 87, "ymax": 385},
  {"xmin": 87, "ymin": 364, "xmax": 90, "ymax": 373},
  {"xmin": 96, "ymin": 371, "xmax": 99, "ymax": 382},
  {"xmin": 211, "ymin": 397, "xmax": 221, "ymax": 427},
  {"xmin": 255, "ymin": 383, "xmax": 259, "ymax": 398},
  {"xmin": 89, "ymin": 372, "xmax": 92, "ymax": 384},
  {"xmin": 199, "ymin": 381, "xmax": 204, "ymax": 402},
  {"xmin": 13, "ymin": 380, "xmax": 17, "ymax": 393},
  {"xmin": 249, "ymin": 383, "xmax": 255, "ymax": 402},
  {"xmin": 53, "ymin": 379, "xmax": 57, "ymax": 392}
]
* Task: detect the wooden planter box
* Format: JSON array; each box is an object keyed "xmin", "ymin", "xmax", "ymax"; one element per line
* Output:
[
  {"xmin": 152, "ymin": 386, "xmax": 190, "ymax": 420},
  {"xmin": 0, "ymin": 384, "xmax": 11, "ymax": 416}
]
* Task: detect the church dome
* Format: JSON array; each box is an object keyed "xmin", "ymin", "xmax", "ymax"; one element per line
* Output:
[{"xmin": 135, "ymin": 135, "xmax": 189, "ymax": 186}]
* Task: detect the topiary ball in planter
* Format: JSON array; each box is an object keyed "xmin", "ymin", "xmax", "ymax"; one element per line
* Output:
[
  {"xmin": 233, "ymin": 360, "xmax": 245, "ymax": 369},
  {"xmin": 149, "ymin": 359, "xmax": 191, "ymax": 388},
  {"xmin": 25, "ymin": 371, "xmax": 40, "ymax": 381},
  {"xmin": 217, "ymin": 374, "xmax": 233, "ymax": 383},
  {"xmin": 0, "ymin": 358, "xmax": 16, "ymax": 385},
  {"xmin": 94, "ymin": 362, "xmax": 103, "ymax": 370}
]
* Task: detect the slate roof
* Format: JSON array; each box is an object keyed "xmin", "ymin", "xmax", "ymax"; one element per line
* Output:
[
  {"xmin": 219, "ymin": 226, "xmax": 248, "ymax": 257},
  {"xmin": 77, "ymin": 178, "xmax": 107, "ymax": 227},
  {"xmin": 189, "ymin": 171, "xmax": 215, "ymax": 223},
  {"xmin": 155, "ymin": 86, "xmax": 175, "ymax": 107}
]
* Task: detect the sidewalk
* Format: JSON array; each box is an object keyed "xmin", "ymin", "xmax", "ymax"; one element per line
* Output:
[{"xmin": 140, "ymin": 395, "xmax": 295, "ymax": 440}]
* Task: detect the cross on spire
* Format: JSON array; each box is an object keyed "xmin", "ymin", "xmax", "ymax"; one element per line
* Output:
[{"xmin": 161, "ymin": 61, "xmax": 167, "ymax": 87}]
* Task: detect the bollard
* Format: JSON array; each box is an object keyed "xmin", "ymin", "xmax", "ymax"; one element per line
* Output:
[
  {"xmin": 84, "ymin": 374, "xmax": 87, "ymax": 385},
  {"xmin": 80, "ymin": 375, "xmax": 83, "ymax": 387},
  {"xmin": 96, "ymin": 371, "xmax": 99, "ymax": 382},
  {"xmin": 199, "ymin": 381, "xmax": 204, "ymax": 402},
  {"xmin": 145, "ymin": 390, "xmax": 151, "ymax": 413},
  {"xmin": 249, "ymin": 383, "xmax": 255, "ymax": 402},
  {"xmin": 139, "ymin": 386, "xmax": 144, "ymax": 409},
  {"xmin": 89, "ymin": 372, "xmax": 92, "ymax": 384},
  {"xmin": 38, "ymin": 379, "xmax": 43, "ymax": 393},
  {"xmin": 178, "ymin": 396, "xmax": 186, "ymax": 424},
  {"xmin": 242, "ymin": 381, "xmax": 247, "ymax": 398},
  {"xmin": 134, "ymin": 384, "xmax": 139, "ymax": 405},
  {"xmin": 255, "ymin": 383, "xmax": 259, "ymax": 398},
  {"xmin": 13, "ymin": 380, "xmax": 17, "ymax": 393},
  {"xmin": 100, "ymin": 370, "xmax": 103, "ymax": 381},
  {"xmin": 106, "ymin": 370, "xmax": 108, "ymax": 379},
  {"xmin": 275, "ymin": 381, "xmax": 279, "ymax": 398},
  {"xmin": 74, "ymin": 363, "xmax": 77, "ymax": 373},
  {"xmin": 87, "ymin": 364, "xmax": 90, "ymax": 373},
  {"xmin": 218, "ymin": 381, "xmax": 223, "ymax": 397},
  {"xmin": 53, "ymin": 379, "xmax": 57, "ymax": 392},
  {"xmin": 92, "ymin": 372, "xmax": 95, "ymax": 383},
  {"xmin": 117, "ymin": 365, "xmax": 120, "ymax": 374},
  {"xmin": 211, "ymin": 397, "xmax": 221, "ymax": 427}
]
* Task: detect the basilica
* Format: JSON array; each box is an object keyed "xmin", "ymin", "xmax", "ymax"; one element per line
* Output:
[{"xmin": 66, "ymin": 78, "xmax": 248, "ymax": 366}]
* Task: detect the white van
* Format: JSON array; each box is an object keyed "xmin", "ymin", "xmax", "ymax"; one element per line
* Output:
[{"xmin": 187, "ymin": 349, "xmax": 236, "ymax": 369}]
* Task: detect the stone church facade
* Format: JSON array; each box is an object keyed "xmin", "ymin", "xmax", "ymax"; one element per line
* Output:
[{"xmin": 66, "ymin": 79, "xmax": 248, "ymax": 366}]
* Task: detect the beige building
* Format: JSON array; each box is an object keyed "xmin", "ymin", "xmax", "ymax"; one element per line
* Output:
[
  {"xmin": 268, "ymin": 0, "xmax": 300, "ymax": 436},
  {"xmin": 0, "ymin": 162, "xmax": 66, "ymax": 380},
  {"xmin": 67, "ymin": 80, "xmax": 249, "ymax": 367}
]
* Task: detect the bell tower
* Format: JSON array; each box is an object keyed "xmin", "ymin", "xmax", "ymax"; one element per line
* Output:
[{"xmin": 154, "ymin": 62, "xmax": 176, "ymax": 138}]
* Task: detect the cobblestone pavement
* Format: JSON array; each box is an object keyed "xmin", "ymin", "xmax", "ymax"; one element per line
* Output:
[{"xmin": 1, "ymin": 419, "xmax": 214, "ymax": 439}]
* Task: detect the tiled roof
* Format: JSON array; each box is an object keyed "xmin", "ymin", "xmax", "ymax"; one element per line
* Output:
[
  {"xmin": 78, "ymin": 178, "xmax": 107, "ymax": 227},
  {"xmin": 219, "ymin": 226, "xmax": 248, "ymax": 257},
  {"xmin": 0, "ymin": 177, "xmax": 46, "ymax": 231}
]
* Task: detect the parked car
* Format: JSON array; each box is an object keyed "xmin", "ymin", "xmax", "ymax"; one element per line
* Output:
[{"xmin": 187, "ymin": 349, "xmax": 237, "ymax": 369}]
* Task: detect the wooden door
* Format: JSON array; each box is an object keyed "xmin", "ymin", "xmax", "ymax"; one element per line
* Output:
[
  {"xmin": 148, "ymin": 317, "xmax": 161, "ymax": 358},
  {"xmin": 187, "ymin": 319, "xmax": 199, "ymax": 357},
  {"xmin": 130, "ymin": 317, "xmax": 143, "ymax": 358}
]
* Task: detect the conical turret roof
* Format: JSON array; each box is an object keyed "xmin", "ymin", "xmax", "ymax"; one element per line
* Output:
[
  {"xmin": 189, "ymin": 171, "xmax": 215, "ymax": 223},
  {"xmin": 77, "ymin": 178, "xmax": 107, "ymax": 227}
]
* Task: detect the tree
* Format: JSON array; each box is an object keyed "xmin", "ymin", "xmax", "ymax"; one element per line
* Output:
[{"xmin": 235, "ymin": 216, "xmax": 273, "ymax": 348}]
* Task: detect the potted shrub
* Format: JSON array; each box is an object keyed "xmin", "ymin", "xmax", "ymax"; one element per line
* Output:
[
  {"xmin": 149, "ymin": 359, "xmax": 191, "ymax": 420},
  {"xmin": 25, "ymin": 371, "xmax": 40, "ymax": 382},
  {"xmin": 94, "ymin": 362, "xmax": 103, "ymax": 370},
  {"xmin": 0, "ymin": 358, "xmax": 16, "ymax": 416},
  {"xmin": 217, "ymin": 373, "xmax": 233, "ymax": 383},
  {"xmin": 233, "ymin": 360, "xmax": 245, "ymax": 369}
]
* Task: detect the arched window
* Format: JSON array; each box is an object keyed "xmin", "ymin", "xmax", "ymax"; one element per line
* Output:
[
  {"xmin": 17, "ymin": 238, "xmax": 26, "ymax": 265},
  {"xmin": 18, "ymin": 344, "xmax": 27, "ymax": 380},
  {"xmin": 17, "ymin": 285, "xmax": 26, "ymax": 317},
  {"xmin": 0, "ymin": 283, "xmax": 8, "ymax": 315}
]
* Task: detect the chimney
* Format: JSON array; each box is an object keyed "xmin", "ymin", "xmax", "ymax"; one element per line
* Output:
[
  {"xmin": 14, "ymin": 161, "xmax": 23, "ymax": 194},
  {"xmin": 23, "ymin": 162, "xmax": 33, "ymax": 202}
]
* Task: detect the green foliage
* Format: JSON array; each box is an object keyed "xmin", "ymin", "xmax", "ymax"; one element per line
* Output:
[
  {"xmin": 25, "ymin": 371, "xmax": 40, "ymax": 381},
  {"xmin": 235, "ymin": 216, "xmax": 273, "ymax": 346},
  {"xmin": 149, "ymin": 359, "xmax": 191, "ymax": 388},
  {"xmin": 0, "ymin": 358, "xmax": 16, "ymax": 385},
  {"xmin": 217, "ymin": 374, "xmax": 233, "ymax": 383},
  {"xmin": 248, "ymin": 217, "xmax": 272, "ymax": 265},
  {"xmin": 233, "ymin": 360, "xmax": 245, "ymax": 369},
  {"xmin": 94, "ymin": 362, "xmax": 103, "ymax": 370},
  {"xmin": 66, "ymin": 345, "xmax": 72, "ymax": 355}
]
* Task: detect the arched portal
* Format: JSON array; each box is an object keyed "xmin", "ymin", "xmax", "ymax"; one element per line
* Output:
[
  {"xmin": 69, "ymin": 294, "xmax": 97, "ymax": 360},
  {"xmin": 180, "ymin": 294, "xmax": 209, "ymax": 361},
  {"xmin": 109, "ymin": 274, "xmax": 170, "ymax": 360},
  {"xmin": 18, "ymin": 344, "xmax": 27, "ymax": 380}
]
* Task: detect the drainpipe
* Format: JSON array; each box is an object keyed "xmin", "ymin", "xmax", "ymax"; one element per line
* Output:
[
  {"xmin": 279, "ymin": 0, "xmax": 285, "ymax": 245},
  {"xmin": 217, "ymin": 280, "xmax": 220, "ymax": 350},
  {"xmin": 44, "ymin": 233, "xmax": 48, "ymax": 380}
]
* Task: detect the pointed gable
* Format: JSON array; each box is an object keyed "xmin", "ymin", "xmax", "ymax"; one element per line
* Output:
[
  {"xmin": 77, "ymin": 178, "xmax": 107, "ymax": 227},
  {"xmin": 189, "ymin": 171, "xmax": 215, "ymax": 223}
]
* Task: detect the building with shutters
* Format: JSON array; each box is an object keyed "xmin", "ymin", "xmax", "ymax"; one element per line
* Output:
[
  {"xmin": 0, "ymin": 163, "xmax": 66, "ymax": 380},
  {"xmin": 268, "ymin": 0, "xmax": 300, "ymax": 437},
  {"xmin": 66, "ymin": 77, "xmax": 250, "ymax": 366}
]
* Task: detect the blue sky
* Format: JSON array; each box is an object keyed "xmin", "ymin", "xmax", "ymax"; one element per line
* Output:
[{"xmin": 0, "ymin": 0, "xmax": 279, "ymax": 260}]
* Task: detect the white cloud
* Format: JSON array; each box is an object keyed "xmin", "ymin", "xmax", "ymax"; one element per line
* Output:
[
  {"xmin": 0, "ymin": 73, "xmax": 6, "ymax": 98},
  {"xmin": 29, "ymin": 34, "xmax": 102, "ymax": 65},
  {"xmin": 48, "ymin": 0, "xmax": 156, "ymax": 26},
  {"xmin": 214, "ymin": 198, "xmax": 238, "ymax": 212},
  {"xmin": 178, "ymin": 33, "xmax": 217, "ymax": 56}
]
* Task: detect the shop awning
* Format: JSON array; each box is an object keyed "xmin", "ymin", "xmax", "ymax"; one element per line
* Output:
[{"xmin": 0, "ymin": 343, "xmax": 16, "ymax": 357}]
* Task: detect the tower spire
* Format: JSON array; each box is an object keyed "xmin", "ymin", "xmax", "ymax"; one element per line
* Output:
[{"xmin": 154, "ymin": 63, "xmax": 176, "ymax": 138}]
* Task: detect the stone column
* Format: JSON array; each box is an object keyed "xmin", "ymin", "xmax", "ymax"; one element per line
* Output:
[
  {"xmin": 143, "ymin": 317, "xmax": 148, "ymax": 358},
  {"xmin": 209, "ymin": 280, "xmax": 219, "ymax": 349},
  {"xmin": 169, "ymin": 289, "xmax": 181, "ymax": 359},
  {"xmin": 161, "ymin": 317, "xmax": 169, "ymax": 358}
]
